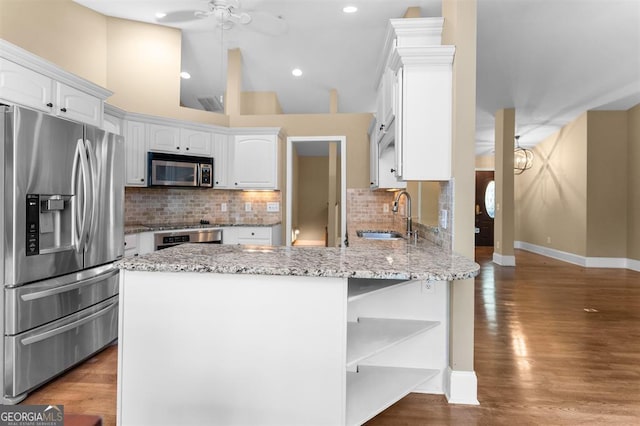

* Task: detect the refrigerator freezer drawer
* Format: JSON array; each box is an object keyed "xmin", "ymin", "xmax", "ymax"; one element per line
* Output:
[
  {"xmin": 5, "ymin": 264, "xmax": 119, "ymax": 335},
  {"xmin": 4, "ymin": 296, "xmax": 118, "ymax": 398}
]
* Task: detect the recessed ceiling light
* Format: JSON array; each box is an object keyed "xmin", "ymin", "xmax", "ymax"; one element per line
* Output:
[
  {"xmin": 180, "ymin": 71, "xmax": 191, "ymax": 79},
  {"xmin": 155, "ymin": 12, "xmax": 167, "ymax": 19},
  {"xmin": 291, "ymin": 68, "xmax": 303, "ymax": 77},
  {"xmin": 343, "ymin": 6, "xmax": 358, "ymax": 13}
]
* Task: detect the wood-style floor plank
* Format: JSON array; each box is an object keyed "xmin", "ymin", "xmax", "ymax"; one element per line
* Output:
[{"xmin": 20, "ymin": 248, "xmax": 640, "ymax": 425}]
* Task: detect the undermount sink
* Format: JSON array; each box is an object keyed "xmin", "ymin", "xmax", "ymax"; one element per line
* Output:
[{"xmin": 356, "ymin": 231, "xmax": 404, "ymax": 240}]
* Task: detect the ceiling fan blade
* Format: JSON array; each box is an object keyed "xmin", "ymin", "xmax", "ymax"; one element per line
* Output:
[{"xmin": 156, "ymin": 10, "xmax": 204, "ymax": 24}]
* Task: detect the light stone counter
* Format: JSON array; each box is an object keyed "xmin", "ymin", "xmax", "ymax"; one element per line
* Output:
[{"xmin": 116, "ymin": 237, "xmax": 478, "ymax": 281}]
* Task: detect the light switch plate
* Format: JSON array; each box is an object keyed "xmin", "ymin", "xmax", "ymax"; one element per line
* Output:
[
  {"xmin": 440, "ymin": 209, "xmax": 448, "ymax": 229},
  {"xmin": 267, "ymin": 202, "xmax": 280, "ymax": 212},
  {"xmin": 245, "ymin": 202, "xmax": 252, "ymax": 212},
  {"xmin": 221, "ymin": 203, "xmax": 227, "ymax": 212}
]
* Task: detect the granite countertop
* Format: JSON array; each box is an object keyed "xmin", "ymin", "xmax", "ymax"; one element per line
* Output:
[
  {"xmin": 124, "ymin": 222, "xmax": 281, "ymax": 234},
  {"xmin": 116, "ymin": 235, "xmax": 479, "ymax": 281}
]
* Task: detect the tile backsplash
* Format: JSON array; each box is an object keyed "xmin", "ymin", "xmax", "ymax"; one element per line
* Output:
[
  {"xmin": 125, "ymin": 187, "xmax": 282, "ymax": 225},
  {"xmin": 347, "ymin": 182, "xmax": 453, "ymax": 250}
]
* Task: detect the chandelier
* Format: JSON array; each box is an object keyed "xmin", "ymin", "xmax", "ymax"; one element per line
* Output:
[{"xmin": 514, "ymin": 135, "xmax": 534, "ymax": 175}]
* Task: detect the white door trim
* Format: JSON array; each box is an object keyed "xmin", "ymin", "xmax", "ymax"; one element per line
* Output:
[{"xmin": 286, "ymin": 136, "xmax": 347, "ymax": 246}]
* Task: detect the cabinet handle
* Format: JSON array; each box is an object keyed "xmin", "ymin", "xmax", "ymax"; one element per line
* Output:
[
  {"xmin": 390, "ymin": 168, "xmax": 396, "ymax": 173},
  {"xmin": 251, "ymin": 232, "xmax": 255, "ymax": 236},
  {"xmin": 46, "ymin": 102, "xmax": 53, "ymax": 108},
  {"xmin": 215, "ymin": 181, "xmax": 219, "ymax": 184},
  {"xmin": 140, "ymin": 178, "xmax": 144, "ymax": 182},
  {"xmin": 235, "ymin": 182, "xmax": 238, "ymax": 186},
  {"xmin": 176, "ymin": 146, "xmax": 180, "ymax": 150},
  {"xmin": 60, "ymin": 107, "xmax": 67, "ymax": 112},
  {"xmin": 379, "ymin": 124, "xmax": 385, "ymax": 131},
  {"xmin": 186, "ymin": 147, "xmax": 189, "ymax": 151}
]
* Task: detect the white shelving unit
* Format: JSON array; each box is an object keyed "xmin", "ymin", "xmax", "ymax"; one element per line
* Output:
[
  {"xmin": 346, "ymin": 366, "xmax": 439, "ymax": 426},
  {"xmin": 347, "ymin": 318, "xmax": 439, "ymax": 369},
  {"xmin": 345, "ymin": 278, "xmax": 446, "ymax": 424}
]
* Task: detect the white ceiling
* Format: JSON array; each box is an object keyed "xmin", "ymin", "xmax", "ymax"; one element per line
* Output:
[{"xmin": 74, "ymin": 0, "xmax": 640, "ymax": 155}]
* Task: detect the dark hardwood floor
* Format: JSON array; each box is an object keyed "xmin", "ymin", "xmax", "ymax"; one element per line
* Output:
[{"xmin": 22, "ymin": 248, "xmax": 640, "ymax": 425}]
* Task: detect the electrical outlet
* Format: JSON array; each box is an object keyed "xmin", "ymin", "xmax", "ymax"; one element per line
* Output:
[
  {"xmin": 245, "ymin": 202, "xmax": 252, "ymax": 212},
  {"xmin": 221, "ymin": 203, "xmax": 227, "ymax": 212},
  {"xmin": 383, "ymin": 203, "xmax": 389, "ymax": 213},
  {"xmin": 267, "ymin": 202, "xmax": 280, "ymax": 212},
  {"xmin": 422, "ymin": 281, "xmax": 435, "ymax": 294},
  {"xmin": 547, "ymin": 236, "xmax": 552, "ymax": 244}
]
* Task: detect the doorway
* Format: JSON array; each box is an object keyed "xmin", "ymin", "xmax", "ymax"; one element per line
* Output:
[
  {"xmin": 475, "ymin": 170, "xmax": 495, "ymax": 246},
  {"xmin": 286, "ymin": 137, "xmax": 346, "ymax": 247}
]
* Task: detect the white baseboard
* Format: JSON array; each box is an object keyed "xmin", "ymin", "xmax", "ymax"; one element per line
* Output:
[
  {"xmin": 514, "ymin": 241, "xmax": 640, "ymax": 272},
  {"xmin": 492, "ymin": 252, "xmax": 515, "ymax": 266},
  {"xmin": 444, "ymin": 367, "xmax": 479, "ymax": 405}
]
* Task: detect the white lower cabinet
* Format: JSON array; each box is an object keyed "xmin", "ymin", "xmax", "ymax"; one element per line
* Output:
[
  {"xmin": 222, "ymin": 225, "xmax": 281, "ymax": 246},
  {"xmin": 123, "ymin": 234, "xmax": 138, "ymax": 258}
]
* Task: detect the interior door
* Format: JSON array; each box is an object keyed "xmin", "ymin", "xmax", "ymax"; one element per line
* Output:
[{"xmin": 475, "ymin": 170, "xmax": 495, "ymax": 247}]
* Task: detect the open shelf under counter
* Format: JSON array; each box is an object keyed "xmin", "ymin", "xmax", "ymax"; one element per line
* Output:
[
  {"xmin": 346, "ymin": 365, "xmax": 439, "ymax": 426},
  {"xmin": 347, "ymin": 317, "xmax": 440, "ymax": 369},
  {"xmin": 347, "ymin": 278, "xmax": 412, "ymax": 302}
]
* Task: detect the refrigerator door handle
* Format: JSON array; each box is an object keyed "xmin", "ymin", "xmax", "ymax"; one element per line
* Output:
[
  {"xmin": 19, "ymin": 300, "xmax": 118, "ymax": 346},
  {"xmin": 19, "ymin": 267, "xmax": 119, "ymax": 302},
  {"xmin": 84, "ymin": 138, "xmax": 99, "ymax": 250},
  {"xmin": 71, "ymin": 138, "xmax": 90, "ymax": 253}
]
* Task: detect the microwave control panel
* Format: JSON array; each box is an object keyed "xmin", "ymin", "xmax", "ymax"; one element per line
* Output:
[{"xmin": 200, "ymin": 164, "xmax": 212, "ymax": 186}]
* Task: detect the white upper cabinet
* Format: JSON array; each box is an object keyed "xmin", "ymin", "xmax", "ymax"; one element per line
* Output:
[
  {"xmin": 125, "ymin": 120, "xmax": 147, "ymax": 187},
  {"xmin": 376, "ymin": 18, "xmax": 455, "ymax": 181},
  {"xmin": 148, "ymin": 123, "xmax": 213, "ymax": 156},
  {"xmin": 211, "ymin": 133, "xmax": 229, "ymax": 188},
  {"xmin": 180, "ymin": 128, "xmax": 212, "ymax": 156},
  {"xmin": 230, "ymin": 133, "xmax": 279, "ymax": 190},
  {"xmin": 147, "ymin": 123, "xmax": 180, "ymax": 153},
  {"xmin": 0, "ymin": 41, "xmax": 110, "ymax": 127}
]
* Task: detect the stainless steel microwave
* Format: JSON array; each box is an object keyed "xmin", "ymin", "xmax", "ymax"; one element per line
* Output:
[{"xmin": 148, "ymin": 152, "xmax": 213, "ymax": 188}]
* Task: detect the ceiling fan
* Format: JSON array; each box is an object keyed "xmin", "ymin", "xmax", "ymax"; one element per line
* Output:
[
  {"xmin": 156, "ymin": 0, "xmax": 286, "ymax": 35},
  {"xmin": 194, "ymin": 0, "xmax": 252, "ymax": 30}
]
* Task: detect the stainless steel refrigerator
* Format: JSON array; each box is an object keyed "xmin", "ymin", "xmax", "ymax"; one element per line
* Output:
[{"xmin": 1, "ymin": 104, "xmax": 123, "ymax": 404}]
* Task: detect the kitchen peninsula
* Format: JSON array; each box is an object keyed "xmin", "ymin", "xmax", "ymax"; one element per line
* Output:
[{"xmin": 116, "ymin": 236, "xmax": 478, "ymax": 426}]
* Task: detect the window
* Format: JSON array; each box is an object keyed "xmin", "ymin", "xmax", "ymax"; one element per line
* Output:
[{"xmin": 485, "ymin": 180, "xmax": 495, "ymax": 219}]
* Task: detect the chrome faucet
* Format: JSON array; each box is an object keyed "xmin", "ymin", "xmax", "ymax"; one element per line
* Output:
[{"xmin": 392, "ymin": 190, "xmax": 412, "ymax": 238}]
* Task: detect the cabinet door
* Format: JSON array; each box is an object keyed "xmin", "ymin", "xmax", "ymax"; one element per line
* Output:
[
  {"xmin": 148, "ymin": 123, "xmax": 180, "ymax": 153},
  {"xmin": 56, "ymin": 82, "xmax": 103, "ymax": 127},
  {"xmin": 0, "ymin": 58, "xmax": 53, "ymax": 112},
  {"xmin": 180, "ymin": 128, "xmax": 212, "ymax": 156},
  {"xmin": 231, "ymin": 135, "xmax": 277, "ymax": 189},
  {"xmin": 369, "ymin": 129, "xmax": 379, "ymax": 188},
  {"xmin": 103, "ymin": 113, "xmax": 123, "ymax": 136},
  {"xmin": 211, "ymin": 133, "xmax": 229, "ymax": 188},
  {"xmin": 125, "ymin": 120, "xmax": 147, "ymax": 187},
  {"xmin": 237, "ymin": 227, "xmax": 272, "ymax": 246}
]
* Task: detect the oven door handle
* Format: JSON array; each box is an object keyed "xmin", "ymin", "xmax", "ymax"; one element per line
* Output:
[
  {"xmin": 20, "ymin": 301, "xmax": 118, "ymax": 346},
  {"xmin": 20, "ymin": 268, "xmax": 119, "ymax": 302}
]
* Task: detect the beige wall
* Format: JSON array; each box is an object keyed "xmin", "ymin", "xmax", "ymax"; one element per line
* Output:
[
  {"xmin": 0, "ymin": 0, "xmax": 108, "ymax": 86},
  {"xmin": 515, "ymin": 108, "xmax": 638, "ymax": 261},
  {"xmin": 494, "ymin": 108, "xmax": 515, "ymax": 257},
  {"xmin": 628, "ymin": 105, "xmax": 640, "ymax": 261},
  {"xmin": 442, "ymin": 0, "xmax": 477, "ymax": 377},
  {"xmin": 241, "ymin": 92, "xmax": 283, "ymax": 115},
  {"xmin": 586, "ymin": 111, "xmax": 628, "ymax": 257},
  {"xmin": 515, "ymin": 113, "xmax": 588, "ymax": 256},
  {"xmin": 298, "ymin": 157, "xmax": 329, "ymax": 241},
  {"xmin": 475, "ymin": 155, "xmax": 495, "ymax": 170}
]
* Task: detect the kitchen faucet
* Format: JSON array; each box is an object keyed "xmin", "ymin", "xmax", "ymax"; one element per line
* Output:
[{"xmin": 392, "ymin": 190, "xmax": 414, "ymax": 239}]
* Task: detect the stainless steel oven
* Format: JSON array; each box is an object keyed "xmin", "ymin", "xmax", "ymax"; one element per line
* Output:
[
  {"xmin": 148, "ymin": 152, "xmax": 213, "ymax": 188},
  {"xmin": 154, "ymin": 229, "xmax": 223, "ymax": 251}
]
